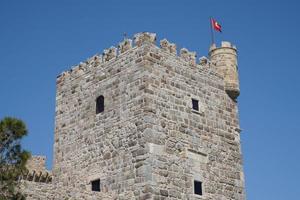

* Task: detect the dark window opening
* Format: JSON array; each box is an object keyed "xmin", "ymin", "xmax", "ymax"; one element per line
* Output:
[
  {"xmin": 96, "ymin": 95, "xmax": 104, "ymax": 114},
  {"xmin": 194, "ymin": 180, "xmax": 202, "ymax": 195},
  {"xmin": 192, "ymin": 99, "xmax": 199, "ymax": 111},
  {"xmin": 91, "ymin": 179, "xmax": 100, "ymax": 192}
]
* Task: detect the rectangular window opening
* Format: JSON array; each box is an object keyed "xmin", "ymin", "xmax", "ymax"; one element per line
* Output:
[
  {"xmin": 192, "ymin": 99, "xmax": 199, "ymax": 111},
  {"xmin": 91, "ymin": 179, "xmax": 101, "ymax": 192},
  {"xmin": 96, "ymin": 95, "xmax": 104, "ymax": 114},
  {"xmin": 194, "ymin": 180, "xmax": 202, "ymax": 195}
]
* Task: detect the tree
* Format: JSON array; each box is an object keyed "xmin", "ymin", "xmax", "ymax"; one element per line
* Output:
[{"xmin": 0, "ymin": 117, "xmax": 30, "ymax": 200}]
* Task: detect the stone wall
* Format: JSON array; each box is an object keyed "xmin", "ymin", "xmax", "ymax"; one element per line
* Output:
[
  {"xmin": 53, "ymin": 39, "xmax": 153, "ymax": 197},
  {"xmin": 139, "ymin": 43, "xmax": 245, "ymax": 199},
  {"xmin": 21, "ymin": 181, "xmax": 114, "ymax": 200}
]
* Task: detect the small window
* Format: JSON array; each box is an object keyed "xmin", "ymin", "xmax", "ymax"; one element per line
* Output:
[
  {"xmin": 194, "ymin": 180, "xmax": 202, "ymax": 195},
  {"xmin": 192, "ymin": 99, "xmax": 199, "ymax": 111},
  {"xmin": 91, "ymin": 179, "xmax": 100, "ymax": 192},
  {"xmin": 96, "ymin": 95, "xmax": 104, "ymax": 114}
]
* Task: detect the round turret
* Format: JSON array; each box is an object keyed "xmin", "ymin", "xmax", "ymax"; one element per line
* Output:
[{"xmin": 209, "ymin": 41, "xmax": 240, "ymax": 100}]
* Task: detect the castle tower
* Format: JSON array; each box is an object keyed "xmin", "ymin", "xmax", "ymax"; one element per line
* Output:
[
  {"xmin": 209, "ymin": 41, "xmax": 240, "ymax": 100},
  {"xmin": 48, "ymin": 32, "xmax": 245, "ymax": 199}
]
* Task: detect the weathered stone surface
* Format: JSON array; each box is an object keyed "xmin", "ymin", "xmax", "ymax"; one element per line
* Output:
[
  {"xmin": 180, "ymin": 48, "xmax": 197, "ymax": 66},
  {"xmin": 21, "ymin": 181, "xmax": 113, "ymax": 200},
  {"xmin": 134, "ymin": 32, "xmax": 156, "ymax": 46},
  {"xmin": 199, "ymin": 56, "xmax": 208, "ymax": 66},
  {"xmin": 103, "ymin": 46, "xmax": 117, "ymax": 61},
  {"xmin": 26, "ymin": 156, "xmax": 46, "ymax": 172},
  {"xmin": 118, "ymin": 38, "xmax": 132, "ymax": 54},
  {"xmin": 160, "ymin": 39, "xmax": 177, "ymax": 55},
  {"xmin": 22, "ymin": 33, "xmax": 245, "ymax": 200},
  {"xmin": 209, "ymin": 41, "xmax": 240, "ymax": 100},
  {"xmin": 21, "ymin": 156, "xmax": 52, "ymax": 184}
]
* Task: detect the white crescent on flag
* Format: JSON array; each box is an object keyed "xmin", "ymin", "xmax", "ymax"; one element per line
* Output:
[{"xmin": 212, "ymin": 18, "xmax": 222, "ymax": 32}]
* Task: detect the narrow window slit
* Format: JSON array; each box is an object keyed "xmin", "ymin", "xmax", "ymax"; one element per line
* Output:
[{"xmin": 192, "ymin": 99, "xmax": 199, "ymax": 111}]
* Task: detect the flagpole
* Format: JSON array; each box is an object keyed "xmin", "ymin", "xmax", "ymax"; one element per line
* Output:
[{"xmin": 210, "ymin": 17, "xmax": 215, "ymax": 45}]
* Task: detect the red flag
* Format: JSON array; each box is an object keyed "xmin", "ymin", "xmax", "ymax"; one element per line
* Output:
[{"xmin": 211, "ymin": 18, "xmax": 222, "ymax": 32}]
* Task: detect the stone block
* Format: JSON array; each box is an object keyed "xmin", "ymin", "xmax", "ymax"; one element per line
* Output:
[{"xmin": 134, "ymin": 32, "xmax": 156, "ymax": 46}]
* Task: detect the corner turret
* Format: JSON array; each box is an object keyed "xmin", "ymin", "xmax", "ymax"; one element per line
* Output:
[{"xmin": 209, "ymin": 41, "xmax": 240, "ymax": 100}]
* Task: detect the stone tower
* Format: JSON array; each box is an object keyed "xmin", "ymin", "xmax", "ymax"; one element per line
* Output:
[
  {"xmin": 22, "ymin": 32, "xmax": 245, "ymax": 200},
  {"xmin": 209, "ymin": 42, "xmax": 239, "ymax": 100}
]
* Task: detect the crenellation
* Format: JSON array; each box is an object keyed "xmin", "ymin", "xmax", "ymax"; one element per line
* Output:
[
  {"xmin": 160, "ymin": 39, "xmax": 177, "ymax": 55},
  {"xmin": 221, "ymin": 41, "xmax": 237, "ymax": 50},
  {"xmin": 199, "ymin": 56, "xmax": 208, "ymax": 66},
  {"xmin": 21, "ymin": 156, "xmax": 53, "ymax": 184},
  {"xmin": 56, "ymin": 71, "xmax": 71, "ymax": 84},
  {"xmin": 103, "ymin": 46, "xmax": 117, "ymax": 61},
  {"xmin": 134, "ymin": 32, "xmax": 156, "ymax": 46},
  {"xmin": 72, "ymin": 64, "xmax": 86, "ymax": 77},
  {"xmin": 90, "ymin": 54, "xmax": 102, "ymax": 66},
  {"xmin": 118, "ymin": 38, "xmax": 132, "ymax": 54},
  {"xmin": 58, "ymin": 33, "xmax": 206, "ymax": 82},
  {"xmin": 78, "ymin": 62, "xmax": 87, "ymax": 69},
  {"xmin": 180, "ymin": 48, "xmax": 197, "ymax": 66}
]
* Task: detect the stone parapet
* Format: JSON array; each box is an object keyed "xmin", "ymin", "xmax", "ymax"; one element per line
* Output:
[
  {"xmin": 56, "ymin": 32, "xmax": 222, "ymax": 86},
  {"xmin": 21, "ymin": 156, "xmax": 52, "ymax": 183}
]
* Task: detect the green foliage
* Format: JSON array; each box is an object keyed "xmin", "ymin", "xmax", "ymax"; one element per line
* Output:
[{"xmin": 0, "ymin": 117, "xmax": 31, "ymax": 200}]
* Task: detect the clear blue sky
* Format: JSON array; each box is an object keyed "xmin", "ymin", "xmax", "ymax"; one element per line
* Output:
[{"xmin": 1, "ymin": 0, "xmax": 299, "ymax": 199}]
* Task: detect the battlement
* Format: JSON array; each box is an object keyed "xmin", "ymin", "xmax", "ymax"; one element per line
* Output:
[
  {"xmin": 56, "ymin": 32, "xmax": 223, "ymax": 83},
  {"xmin": 209, "ymin": 41, "xmax": 237, "ymax": 51},
  {"xmin": 21, "ymin": 156, "xmax": 52, "ymax": 183}
]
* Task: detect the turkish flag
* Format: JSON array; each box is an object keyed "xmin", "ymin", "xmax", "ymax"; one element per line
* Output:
[{"xmin": 212, "ymin": 18, "xmax": 222, "ymax": 32}]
